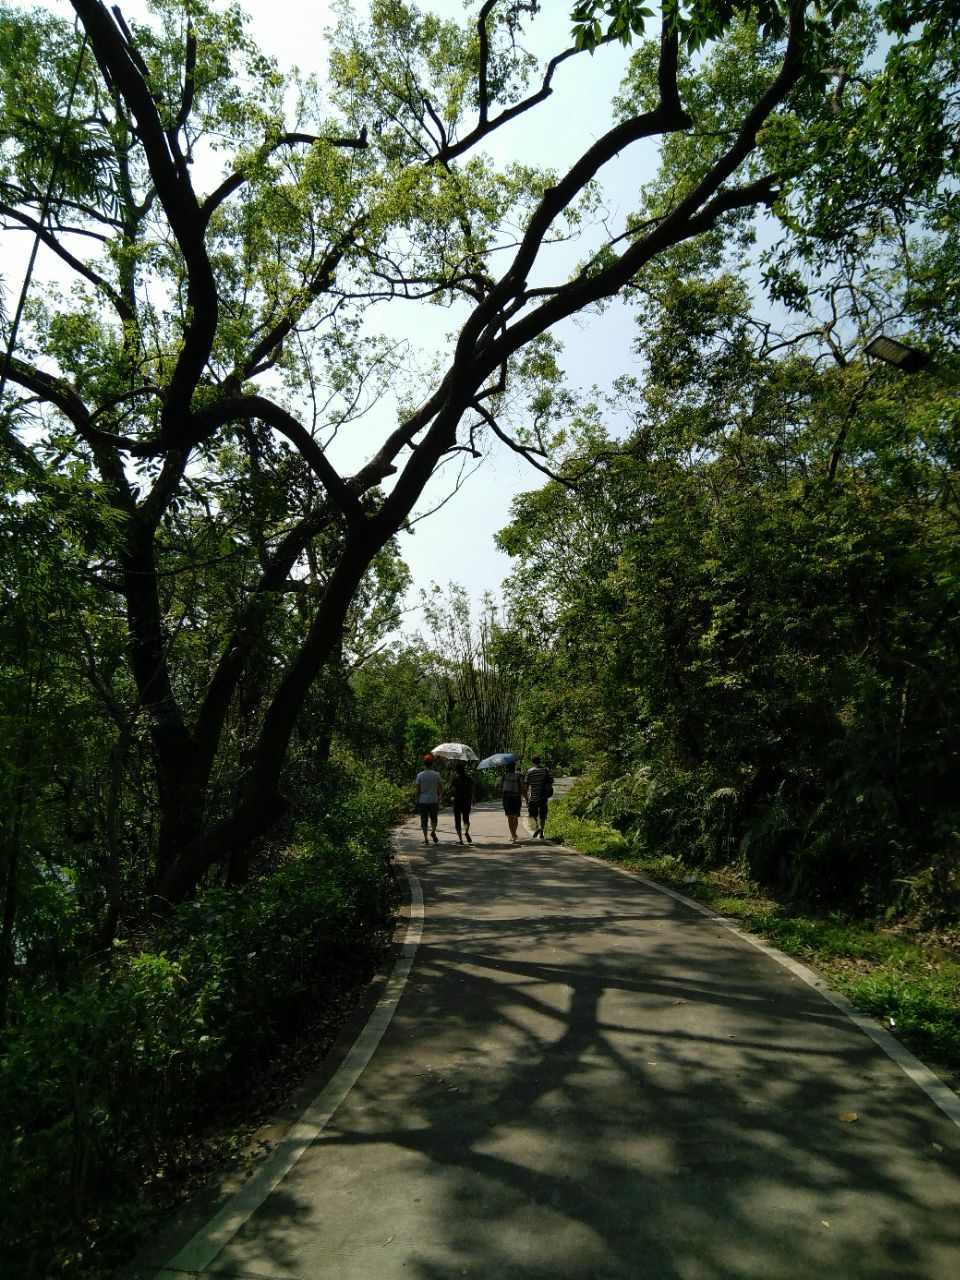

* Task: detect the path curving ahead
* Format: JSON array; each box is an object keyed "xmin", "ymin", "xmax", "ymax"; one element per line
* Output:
[{"xmin": 141, "ymin": 799, "xmax": 960, "ymax": 1280}]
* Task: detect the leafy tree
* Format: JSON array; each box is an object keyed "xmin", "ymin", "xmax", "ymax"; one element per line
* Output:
[
  {"xmin": 417, "ymin": 585, "xmax": 525, "ymax": 757},
  {"xmin": 499, "ymin": 248, "xmax": 960, "ymax": 907},
  {"xmin": 3, "ymin": 0, "xmax": 949, "ymax": 908},
  {"xmin": 404, "ymin": 713, "xmax": 445, "ymax": 768},
  {"xmin": 0, "ymin": 444, "xmax": 132, "ymax": 1028},
  {"xmin": 493, "ymin": 0, "xmax": 960, "ymax": 912}
]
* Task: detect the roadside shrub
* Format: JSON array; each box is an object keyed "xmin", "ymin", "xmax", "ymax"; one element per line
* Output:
[
  {"xmin": 0, "ymin": 763, "xmax": 405, "ymax": 1280},
  {"xmin": 844, "ymin": 966, "xmax": 960, "ymax": 1067},
  {"xmin": 548, "ymin": 792, "xmax": 630, "ymax": 860}
]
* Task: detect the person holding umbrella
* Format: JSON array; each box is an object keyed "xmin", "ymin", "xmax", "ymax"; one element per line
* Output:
[
  {"xmin": 449, "ymin": 761, "xmax": 474, "ymax": 845},
  {"xmin": 429, "ymin": 744, "xmax": 478, "ymax": 847},
  {"xmin": 498, "ymin": 759, "xmax": 526, "ymax": 844},
  {"xmin": 477, "ymin": 752, "xmax": 524, "ymax": 844}
]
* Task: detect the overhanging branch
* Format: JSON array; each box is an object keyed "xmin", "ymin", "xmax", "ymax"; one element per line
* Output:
[
  {"xmin": 201, "ymin": 128, "xmax": 368, "ymax": 224},
  {"xmin": 471, "ymin": 400, "xmax": 577, "ymax": 490},
  {"xmin": 189, "ymin": 395, "xmax": 365, "ymax": 531}
]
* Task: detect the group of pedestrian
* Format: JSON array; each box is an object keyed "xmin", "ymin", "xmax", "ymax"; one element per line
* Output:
[
  {"xmin": 414, "ymin": 753, "xmax": 554, "ymax": 846},
  {"xmin": 414, "ymin": 755, "xmax": 474, "ymax": 845},
  {"xmin": 498, "ymin": 757, "xmax": 553, "ymax": 843}
]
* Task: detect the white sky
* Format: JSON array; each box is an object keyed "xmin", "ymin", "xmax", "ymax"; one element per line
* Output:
[{"xmin": 18, "ymin": 1, "xmax": 652, "ymax": 618}]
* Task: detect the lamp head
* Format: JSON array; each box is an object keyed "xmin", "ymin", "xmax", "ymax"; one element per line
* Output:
[{"xmin": 865, "ymin": 335, "xmax": 931, "ymax": 374}]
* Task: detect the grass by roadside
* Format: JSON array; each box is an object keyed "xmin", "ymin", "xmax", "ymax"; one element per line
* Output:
[{"xmin": 548, "ymin": 798, "xmax": 960, "ymax": 1088}]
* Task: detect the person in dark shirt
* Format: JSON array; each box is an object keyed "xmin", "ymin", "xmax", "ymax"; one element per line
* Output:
[
  {"xmin": 449, "ymin": 761, "xmax": 474, "ymax": 845},
  {"xmin": 524, "ymin": 755, "xmax": 554, "ymax": 839}
]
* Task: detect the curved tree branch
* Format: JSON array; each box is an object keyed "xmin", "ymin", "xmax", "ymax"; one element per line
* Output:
[
  {"xmin": 200, "ymin": 128, "xmax": 368, "ymax": 224},
  {"xmin": 72, "ymin": 0, "xmax": 218, "ymax": 439},
  {"xmin": 186, "ymin": 395, "xmax": 365, "ymax": 531},
  {"xmin": 471, "ymin": 399, "xmax": 577, "ymax": 489}
]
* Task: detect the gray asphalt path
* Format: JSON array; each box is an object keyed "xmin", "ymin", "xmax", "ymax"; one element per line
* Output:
[{"xmin": 146, "ymin": 799, "xmax": 960, "ymax": 1280}]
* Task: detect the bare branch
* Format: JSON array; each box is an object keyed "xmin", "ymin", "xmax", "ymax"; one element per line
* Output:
[
  {"xmin": 476, "ymin": 1, "xmax": 497, "ymax": 126},
  {"xmin": 73, "ymin": 0, "xmax": 218, "ymax": 437},
  {"xmin": 433, "ymin": 41, "xmax": 591, "ymax": 166},
  {"xmin": 0, "ymin": 204, "xmax": 133, "ymax": 319},
  {"xmin": 470, "ymin": 399, "xmax": 576, "ymax": 489},
  {"xmin": 0, "ymin": 354, "xmax": 141, "ymax": 461},
  {"xmin": 172, "ymin": 21, "xmax": 196, "ymax": 133},
  {"xmin": 403, "ymin": 452, "xmax": 484, "ymax": 529},
  {"xmin": 474, "ymin": 8, "xmax": 806, "ymax": 374}
]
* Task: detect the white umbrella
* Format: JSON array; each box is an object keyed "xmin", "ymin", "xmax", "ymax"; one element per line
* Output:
[{"xmin": 431, "ymin": 742, "xmax": 479, "ymax": 762}]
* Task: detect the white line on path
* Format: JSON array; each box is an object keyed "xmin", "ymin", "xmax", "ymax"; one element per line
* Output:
[
  {"xmin": 154, "ymin": 847, "xmax": 424, "ymax": 1278},
  {"xmin": 581, "ymin": 852, "xmax": 960, "ymax": 1132}
]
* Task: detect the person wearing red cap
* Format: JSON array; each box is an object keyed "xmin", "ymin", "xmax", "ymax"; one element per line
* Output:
[{"xmin": 415, "ymin": 753, "xmax": 444, "ymax": 845}]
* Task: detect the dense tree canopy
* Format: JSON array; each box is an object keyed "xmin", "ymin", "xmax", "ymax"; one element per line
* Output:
[
  {"xmin": 3, "ymin": 0, "xmax": 889, "ymax": 912},
  {"xmin": 1, "ymin": 0, "xmax": 957, "ymax": 919},
  {"xmin": 497, "ymin": 0, "xmax": 960, "ymax": 903}
]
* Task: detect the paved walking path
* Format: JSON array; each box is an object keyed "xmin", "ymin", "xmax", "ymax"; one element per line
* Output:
[{"xmin": 139, "ymin": 799, "xmax": 960, "ymax": 1279}]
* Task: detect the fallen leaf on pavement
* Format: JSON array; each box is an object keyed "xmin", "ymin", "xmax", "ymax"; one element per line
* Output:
[{"xmin": 838, "ymin": 1112, "xmax": 859, "ymax": 1124}]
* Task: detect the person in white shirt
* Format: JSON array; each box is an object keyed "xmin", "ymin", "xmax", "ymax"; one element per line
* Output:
[{"xmin": 415, "ymin": 753, "xmax": 444, "ymax": 845}]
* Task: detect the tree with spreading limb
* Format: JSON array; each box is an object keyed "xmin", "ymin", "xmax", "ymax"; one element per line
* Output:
[{"xmin": 1, "ymin": 0, "xmax": 907, "ymax": 903}]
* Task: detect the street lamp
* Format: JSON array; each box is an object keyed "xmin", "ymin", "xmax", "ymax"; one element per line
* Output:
[{"xmin": 864, "ymin": 334, "xmax": 960, "ymax": 386}]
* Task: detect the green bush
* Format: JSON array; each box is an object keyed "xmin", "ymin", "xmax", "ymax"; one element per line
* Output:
[
  {"xmin": 0, "ymin": 762, "xmax": 405, "ymax": 1279},
  {"xmin": 548, "ymin": 793, "xmax": 631, "ymax": 860}
]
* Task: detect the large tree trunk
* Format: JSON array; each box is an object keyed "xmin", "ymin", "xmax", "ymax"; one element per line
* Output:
[{"xmin": 151, "ymin": 530, "xmax": 383, "ymax": 903}]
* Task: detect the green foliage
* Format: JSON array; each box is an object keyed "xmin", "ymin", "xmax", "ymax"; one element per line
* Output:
[
  {"xmin": 309, "ymin": 748, "xmax": 410, "ymax": 849},
  {"xmin": 572, "ymin": 0, "xmax": 866, "ymax": 55},
  {"xmin": 0, "ymin": 762, "xmax": 402, "ymax": 1279},
  {"xmin": 499, "ymin": 172, "xmax": 960, "ymax": 912},
  {"xmin": 547, "ymin": 792, "xmax": 631, "ymax": 860},
  {"xmin": 405, "ymin": 714, "xmax": 444, "ymax": 767},
  {"xmin": 4, "ymin": 0, "xmax": 955, "ymax": 918},
  {"xmin": 3, "ymin": 6, "xmax": 960, "ymax": 1270},
  {"xmin": 843, "ymin": 966, "xmax": 960, "ymax": 1067},
  {"xmin": 530, "ymin": 5, "xmax": 960, "ymax": 895},
  {"xmin": 335, "ymin": 650, "xmax": 429, "ymax": 782},
  {"xmin": 416, "ymin": 587, "xmax": 527, "ymax": 760}
]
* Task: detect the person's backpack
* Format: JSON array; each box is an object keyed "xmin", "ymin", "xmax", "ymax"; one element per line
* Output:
[
  {"xmin": 502, "ymin": 771, "xmax": 521, "ymax": 795},
  {"xmin": 543, "ymin": 771, "xmax": 554, "ymax": 799}
]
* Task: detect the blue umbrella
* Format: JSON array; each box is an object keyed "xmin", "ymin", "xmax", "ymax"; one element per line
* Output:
[{"xmin": 477, "ymin": 752, "xmax": 519, "ymax": 769}]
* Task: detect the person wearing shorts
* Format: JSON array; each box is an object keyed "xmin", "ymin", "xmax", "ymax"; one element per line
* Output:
[
  {"xmin": 499, "ymin": 761, "xmax": 525, "ymax": 843},
  {"xmin": 525, "ymin": 755, "xmax": 554, "ymax": 839},
  {"xmin": 415, "ymin": 753, "xmax": 443, "ymax": 844}
]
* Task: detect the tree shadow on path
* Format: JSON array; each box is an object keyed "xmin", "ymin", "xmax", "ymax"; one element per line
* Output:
[{"xmin": 208, "ymin": 826, "xmax": 960, "ymax": 1280}]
